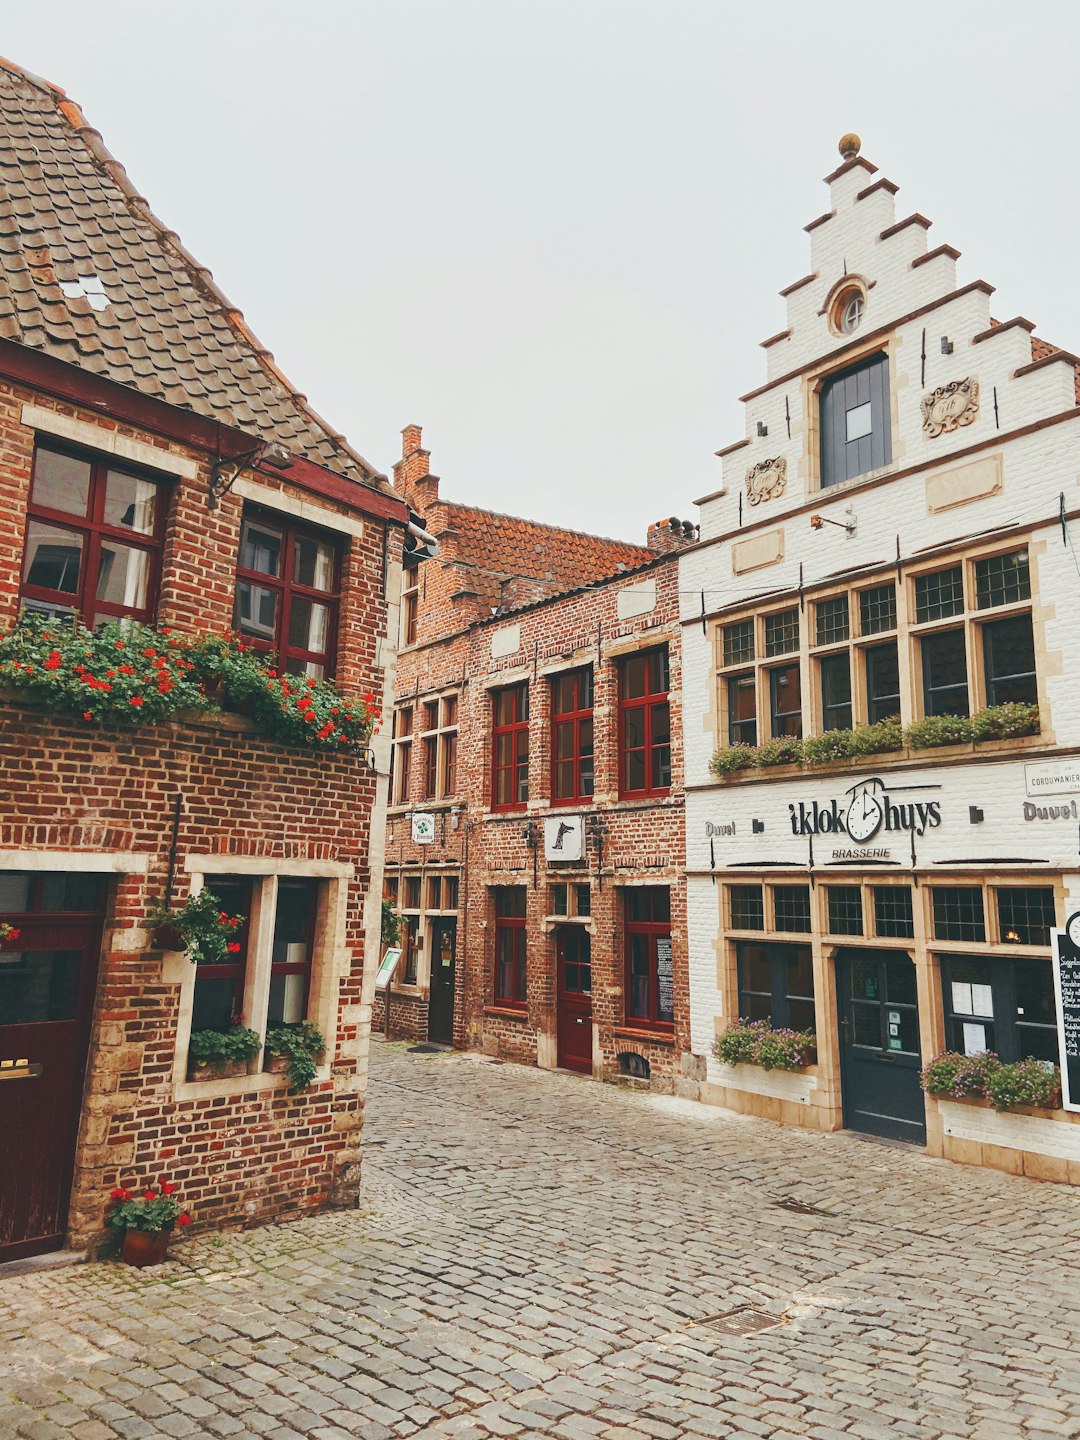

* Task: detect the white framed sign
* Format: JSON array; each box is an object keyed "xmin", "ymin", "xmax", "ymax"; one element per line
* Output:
[
  {"xmin": 374, "ymin": 947, "xmax": 403, "ymax": 991},
  {"xmin": 411, "ymin": 812, "xmax": 436, "ymax": 844},
  {"xmin": 1052, "ymin": 925, "xmax": 1080, "ymax": 1113},
  {"xmin": 545, "ymin": 814, "xmax": 583, "ymax": 861}
]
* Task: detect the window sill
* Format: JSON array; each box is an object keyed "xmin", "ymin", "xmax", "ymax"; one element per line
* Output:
[
  {"xmin": 613, "ymin": 1025, "xmax": 676, "ymax": 1046},
  {"xmin": 173, "ymin": 1063, "xmax": 332, "ymax": 1103},
  {"xmin": 485, "ymin": 1004, "xmax": 529, "ymax": 1021}
]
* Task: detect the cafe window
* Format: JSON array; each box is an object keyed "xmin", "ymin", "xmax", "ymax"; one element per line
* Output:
[
  {"xmin": 735, "ymin": 940, "xmax": 815, "ymax": 1031},
  {"xmin": 941, "ymin": 953, "xmax": 1058, "ymax": 1063},
  {"xmin": 873, "ymin": 886, "xmax": 915, "ymax": 939},
  {"xmin": 551, "ymin": 668, "xmax": 594, "ymax": 805},
  {"xmin": 618, "ymin": 647, "xmax": 671, "ymax": 798},
  {"xmin": 931, "ymin": 887, "xmax": 986, "ymax": 943},
  {"xmin": 234, "ymin": 512, "xmax": 339, "ymax": 678},
  {"xmin": 772, "ymin": 885, "xmax": 812, "ymax": 934},
  {"xmin": 494, "ymin": 887, "xmax": 527, "ymax": 1005},
  {"xmin": 21, "ymin": 442, "xmax": 167, "ymax": 627},
  {"xmin": 997, "ymin": 887, "xmax": 1056, "ymax": 948},
  {"xmin": 624, "ymin": 887, "xmax": 673, "ymax": 1027},
  {"xmin": 491, "ymin": 683, "xmax": 530, "ymax": 810},
  {"xmin": 402, "ymin": 914, "xmax": 420, "ymax": 986},
  {"xmin": 728, "ymin": 884, "xmax": 764, "ymax": 931},
  {"xmin": 826, "ymin": 886, "xmax": 863, "ymax": 936}
]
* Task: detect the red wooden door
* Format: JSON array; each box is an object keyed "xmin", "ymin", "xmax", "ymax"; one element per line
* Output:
[
  {"xmin": 0, "ymin": 908, "xmax": 104, "ymax": 1262},
  {"xmin": 556, "ymin": 928, "xmax": 593, "ymax": 1074}
]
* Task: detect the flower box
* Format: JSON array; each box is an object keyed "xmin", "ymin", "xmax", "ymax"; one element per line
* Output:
[
  {"xmin": 264, "ymin": 1054, "xmax": 290, "ymax": 1076},
  {"xmin": 188, "ymin": 1058, "xmax": 249, "ymax": 1083}
]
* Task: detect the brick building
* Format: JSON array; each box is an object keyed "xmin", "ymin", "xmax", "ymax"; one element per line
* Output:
[
  {"xmin": 680, "ymin": 136, "xmax": 1080, "ymax": 1182},
  {"xmin": 0, "ymin": 60, "xmax": 407, "ymax": 1261},
  {"xmin": 380, "ymin": 427, "xmax": 694, "ymax": 1088}
]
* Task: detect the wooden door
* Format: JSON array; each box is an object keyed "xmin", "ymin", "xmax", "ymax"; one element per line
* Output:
[
  {"xmin": 0, "ymin": 908, "xmax": 104, "ymax": 1261},
  {"xmin": 427, "ymin": 918, "xmax": 456, "ymax": 1045},
  {"xmin": 556, "ymin": 927, "xmax": 593, "ymax": 1074},
  {"xmin": 837, "ymin": 947, "xmax": 926, "ymax": 1144}
]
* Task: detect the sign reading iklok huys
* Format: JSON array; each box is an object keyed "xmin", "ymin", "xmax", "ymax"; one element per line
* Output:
[{"xmin": 788, "ymin": 776, "xmax": 942, "ymax": 858}]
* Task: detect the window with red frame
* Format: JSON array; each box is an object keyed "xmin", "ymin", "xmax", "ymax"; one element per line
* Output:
[
  {"xmin": 551, "ymin": 668, "xmax": 594, "ymax": 804},
  {"xmin": 21, "ymin": 443, "xmax": 167, "ymax": 627},
  {"xmin": 234, "ymin": 512, "xmax": 339, "ymax": 678},
  {"xmin": 190, "ymin": 877, "xmax": 253, "ymax": 1034},
  {"xmin": 625, "ymin": 886, "xmax": 673, "ymax": 1027},
  {"xmin": 494, "ymin": 887, "xmax": 527, "ymax": 1005},
  {"xmin": 618, "ymin": 647, "xmax": 671, "ymax": 797},
  {"xmin": 268, "ymin": 879, "xmax": 319, "ymax": 1026},
  {"xmin": 491, "ymin": 683, "xmax": 530, "ymax": 809}
]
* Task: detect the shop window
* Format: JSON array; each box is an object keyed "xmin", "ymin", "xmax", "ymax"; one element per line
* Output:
[
  {"xmin": 551, "ymin": 668, "xmax": 594, "ymax": 805},
  {"xmin": 728, "ymin": 884, "xmax": 764, "ymax": 931},
  {"xmin": 873, "ymin": 886, "xmax": 914, "ymax": 939},
  {"xmin": 819, "ymin": 653, "xmax": 852, "ymax": 732},
  {"xmin": 932, "ymin": 887, "xmax": 986, "ymax": 943},
  {"xmin": 618, "ymin": 647, "xmax": 671, "ymax": 798},
  {"xmin": 268, "ymin": 880, "xmax": 316, "ymax": 1026},
  {"xmin": 819, "ymin": 353, "xmax": 891, "ymax": 488},
  {"xmin": 769, "ymin": 664, "xmax": 802, "ymax": 739},
  {"xmin": 735, "ymin": 940, "xmax": 816, "ymax": 1030},
  {"xmin": 494, "ymin": 887, "xmax": 527, "ymax": 1005},
  {"xmin": 21, "ymin": 442, "xmax": 167, "ymax": 627},
  {"xmin": 921, "ymin": 629, "xmax": 969, "ymax": 717},
  {"xmin": 401, "ymin": 561, "xmax": 419, "ymax": 646},
  {"xmin": 625, "ymin": 887, "xmax": 673, "ymax": 1027},
  {"xmin": 391, "ymin": 707, "xmax": 413, "ymax": 805},
  {"xmin": 941, "ymin": 954, "xmax": 1058, "ymax": 1063},
  {"xmin": 234, "ymin": 512, "xmax": 339, "ymax": 678},
  {"xmin": 772, "ymin": 885, "xmax": 811, "ymax": 934},
  {"xmin": 404, "ymin": 875, "xmax": 422, "ymax": 909},
  {"xmin": 492, "ymin": 683, "xmax": 530, "ymax": 810},
  {"xmin": 826, "ymin": 886, "xmax": 863, "ymax": 936},
  {"xmin": 996, "ymin": 887, "xmax": 1056, "ymax": 947},
  {"xmin": 551, "ymin": 883, "xmax": 591, "ymax": 918}
]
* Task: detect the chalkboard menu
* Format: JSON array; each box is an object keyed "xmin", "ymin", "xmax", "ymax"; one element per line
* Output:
[
  {"xmin": 1052, "ymin": 928, "xmax": 1080, "ymax": 1113},
  {"xmin": 656, "ymin": 936, "xmax": 674, "ymax": 1023}
]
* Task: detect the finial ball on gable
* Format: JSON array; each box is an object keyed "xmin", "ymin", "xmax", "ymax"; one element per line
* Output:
[{"xmin": 838, "ymin": 133, "xmax": 861, "ymax": 161}]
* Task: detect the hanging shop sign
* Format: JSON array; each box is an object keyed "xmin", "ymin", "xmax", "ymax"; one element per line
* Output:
[
  {"xmin": 545, "ymin": 814, "xmax": 584, "ymax": 862},
  {"xmin": 1026, "ymin": 759, "xmax": 1080, "ymax": 798},
  {"xmin": 1052, "ymin": 920, "xmax": 1080, "ymax": 1113},
  {"xmin": 788, "ymin": 776, "xmax": 942, "ymax": 845},
  {"xmin": 411, "ymin": 812, "xmax": 436, "ymax": 844}
]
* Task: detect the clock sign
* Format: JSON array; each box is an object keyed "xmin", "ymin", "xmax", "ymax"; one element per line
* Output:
[
  {"xmin": 1066, "ymin": 911, "xmax": 1080, "ymax": 951},
  {"xmin": 845, "ymin": 781, "xmax": 885, "ymax": 843}
]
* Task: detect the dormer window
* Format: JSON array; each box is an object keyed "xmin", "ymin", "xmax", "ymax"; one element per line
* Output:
[
  {"xmin": 839, "ymin": 292, "xmax": 864, "ymax": 333},
  {"xmin": 819, "ymin": 353, "xmax": 891, "ymax": 488},
  {"xmin": 828, "ymin": 279, "xmax": 867, "ymax": 337}
]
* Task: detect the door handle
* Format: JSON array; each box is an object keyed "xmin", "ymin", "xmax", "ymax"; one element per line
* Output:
[
  {"xmin": 575, "ymin": 1018, "xmax": 585, "ymax": 1025},
  {"xmin": 0, "ymin": 1059, "xmax": 42, "ymax": 1080}
]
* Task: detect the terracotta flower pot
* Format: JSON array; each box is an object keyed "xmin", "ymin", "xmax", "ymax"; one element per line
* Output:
[
  {"xmin": 188, "ymin": 1058, "xmax": 248, "ymax": 1082},
  {"xmin": 121, "ymin": 1225, "xmax": 173, "ymax": 1268},
  {"xmin": 265, "ymin": 1053, "xmax": 290, "ymax": 1075}
]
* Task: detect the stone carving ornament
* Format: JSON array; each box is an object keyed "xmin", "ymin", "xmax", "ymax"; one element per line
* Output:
[
  {"xmin": 745, "ymin": 457, "xmax": 787, "ymax": 506},
  {"xmin": 922, "ymin": 377, "xmax": 979, "ymax": 437}
]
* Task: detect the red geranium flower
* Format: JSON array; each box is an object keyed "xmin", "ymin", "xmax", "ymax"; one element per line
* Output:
[
  {"xmin": 160, "ymin": 1179, "xmax": 176, "ymax": 1196},
  {"xmin": 44, "ymin": 649, "xmax": 62, "ymax": 670},
  {"xmin": 110, "ymin": 1187, "xmax": 132, "ymax": 1202},
  {"xmin": 83, "ymin": 711, "xmax": 92, "ymax": 721},
  {"xmin": 5, "ymin": 927, "xmax": 19, "ymax": 940},
  {"xmin": 177, "ymin": 1212, "xmax": 191, "ymax": 1227},
  {"xmin": 317, "ymin": 722, "xmax": 334, "ymax": 740},
  {"xmin": 130, "ymin": 696, "xmax": 144, "ymax": 707},
  {"xmin": 226, "ymin": 942, "xmax": 241, "ymax": 954},
  {"xmin": 143, "ymin": 1190, "xmax": 157, "ymax": 1201}
]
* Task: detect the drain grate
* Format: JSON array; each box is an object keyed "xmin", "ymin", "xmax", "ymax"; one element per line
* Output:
[
  {"xmin": 703, "ymin": 1306, "xmax": 782, "ymax": 1336},
  {"xmin": 774, "ymin": 1196, "xmax": 835, "ymax": 1217}
]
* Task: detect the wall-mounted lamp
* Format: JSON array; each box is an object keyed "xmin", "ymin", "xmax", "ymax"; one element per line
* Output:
[
  {"xmin": 810, "ymin": 507, "xmax": 857, "ymax": 537},
  {"xmin": 969, "ymin": 806, "xmax": 984, "ymax": 824},
  {"xmin": 756, "ymin": 420, "xmax": 768, "ymax": 437},
  {"xmin": 940, "ymin": 336, "xmax": 954, "ymax": 355},
  {"xmin": 752, "ymin": 819, "xmax": 765, "ymax": 834},
  {"xmin": 522, "ymin": 821, "xmax": 539, "ymax": 848}
]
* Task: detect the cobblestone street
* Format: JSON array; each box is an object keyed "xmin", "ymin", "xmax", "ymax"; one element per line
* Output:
[{"xmin": 3, "ymin": 1042, "xmax": 1080, "ymax": 1440}]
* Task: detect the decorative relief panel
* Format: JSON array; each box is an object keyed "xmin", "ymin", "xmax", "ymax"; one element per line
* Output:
[
  {"xmin": 922, "ymin": 378, "xmax": 979, "ymax": 437},
  {"xmin": 745, "ymin": 457, "xmax": 787, "ymax": 505}
]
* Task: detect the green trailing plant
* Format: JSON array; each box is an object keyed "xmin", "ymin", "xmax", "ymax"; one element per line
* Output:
[
  {"xmin": 381, "ymin": 898, "xmax": 404, "ymax": 946},
  {"xmin": 753, "ymin": 736, "xmax": 805, "ymax": 767},
  {"xmin": 800, "ymin": 728, "xmax": 857, "ymax": 765},
  {"xmin": 146, "ymin": 887, "xmax": 245, "ymax": 965},
  {"xmin": 849, "ymin": 713, "xmax": 904, "ymax": 756},
  {"xmin": 968, "ymin": 702, "xmax": 1040, "ymax": 742},
  {"xmin": 107, "ymin": 1176, "xmax": 191, "ymax": 1233},
  {"xmin": 902, "ymin": 712, "xmax": 973, "ymax": 749},
  {"xmin": 985, "ymin": 1058, "xmax": 1060, "ymax": 1112},
  {"xmin": 713, "ymin": 1019, "xmax": 817, "ymax": 1071},
  {"xmin": 709, "ymin": 743, "xmax": 758, "ymax": 777},
  {"xmin": 187, "ymin": 1023, "xmax": 262, "ymax": 1070},
  {"xmin": 264, "ymin": 1021, "xmax": 326, "ymax": 1092}
]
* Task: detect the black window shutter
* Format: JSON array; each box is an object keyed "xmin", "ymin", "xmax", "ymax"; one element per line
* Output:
[{"xmin": 820, "ymin": 353, "xmax": 891, "ymax": 488}]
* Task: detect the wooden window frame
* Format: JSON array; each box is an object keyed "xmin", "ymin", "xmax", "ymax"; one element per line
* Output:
[
  {"xmin": 551, "ymin": 667, "xmax": 595, "ymax": 807},
  {"xmin": 401, "ymin": 561, "xmax": 419, "ymax": 647},
  {"xmin": 618, "ymin": 647, "xmax": 671, "ymax": 800},
  {"xmin": 267, "ymin": 878, "xmax": 318, "ymax": 1027},
  {"xmin": 418, "ymin": 694, "xmax": 460, "ymax": 802},
  {"xmin": 624, "ymin": 888, "xmax": 674, "ymax": 1029},
  {"xmin": 234, "ymin": 508, "xmax": 341, "ymax": 678},
  {"xmin": 491, "ymin": 683, "xmax": 530, "ymax": 812},
  {"xmin": 493, "ymin": 887, "xmax": 527, "ymax": 1006},
  {"xmin": 390, "ymin": 706, "xmax": 413, "ymax": 806},
  {"xmin": 20, "ymin": 440, "xmax": 168, "ymax": 627}
]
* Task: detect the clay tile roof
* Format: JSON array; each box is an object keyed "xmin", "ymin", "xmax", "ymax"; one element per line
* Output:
[
  {"xmin": 0, "ymin": 57, "xmax": 388, "ymax": 490},
  {"xmin": 1029, "ymin": 335, "xmax": 1080, "ymax": 405}
]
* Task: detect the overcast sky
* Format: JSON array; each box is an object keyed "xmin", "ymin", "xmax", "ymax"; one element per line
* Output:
[{"xmin": 6, "ymin": 2, "xmax": 1080, "ymax": 541}]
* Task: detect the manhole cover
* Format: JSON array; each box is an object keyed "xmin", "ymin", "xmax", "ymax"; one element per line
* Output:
[
  {"xmin": 407, "ymin": 1044, "xmax": 443, "ymax": 1054},
  {"xmin": 775, "ymin": 1196, "xmax": 835, "ymax": 1217},
  {"xmin": 703, "ymin": 1307, "xmax": 782, "ymax": 1336}
]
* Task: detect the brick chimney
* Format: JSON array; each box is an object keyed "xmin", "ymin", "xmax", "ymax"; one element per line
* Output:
[
  {"xmin": 646, "ymin": 516, "xmax": 699, "ymax": 554},
  {"xmin": 392, "ymin": 424, "xmax": 440, "ymax": 507}
]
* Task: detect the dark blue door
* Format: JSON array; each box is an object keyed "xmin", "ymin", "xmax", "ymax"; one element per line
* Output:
[{"xmin": 837, "ymin": 948, "xmax": 925, "ymax": 1144}]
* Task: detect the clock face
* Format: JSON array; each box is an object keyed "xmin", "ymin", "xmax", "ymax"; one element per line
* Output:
[
  {"xmin": 1067, "ymin": 912, "xmax": 1080, "ymax": 950},
  {"xmin": 846, "ymin": 787, "xmax": 884, "ymax": 844}
]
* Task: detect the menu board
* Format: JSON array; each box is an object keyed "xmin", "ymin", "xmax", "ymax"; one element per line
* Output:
[
  {"xmin": 1051, "ymin": 929, "xmax": 1080, "ymax": 1113},
  {"xmin": 656, "ymin": 936, "xmax": 674, "ymax": 1019},
  {"xmin": 374, "ymin": 947, "xmax": 403, "ymax": 992}
]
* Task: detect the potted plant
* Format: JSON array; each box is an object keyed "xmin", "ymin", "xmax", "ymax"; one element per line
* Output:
[
  {"xmin": 921, "ymin": 1050, "xmax": 1062, "ymax": 1112},
  {"xmin": 713, "ymin": 1019, "xmax": 817, "ymax": 1071},
  {"xmin": 381, "ymin": 898, "xmax": 403, "ymax": 947},
  {"xmin": 187, "ymin": 1022, "xmax": 262, "ymax": 1080},
  {"xmin": 107, "ymin": 1177, "xmax": 191, "ymax": 1267},
  {"xmin": 264, "ymin": 1020, "xmax": 327, "ymax": 1091},
  {"xmin": 0, "ymin": 921, "xmax": 20, "ymax": 944},
  {"xmin": 147, "ymin": 887, "xmax": 245, "ymax": 959}
]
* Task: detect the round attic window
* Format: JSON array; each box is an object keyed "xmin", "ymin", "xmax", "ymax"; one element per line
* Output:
[{"xmin": 833, "ymin": 286, "xmax": 865, "ymax": 335}]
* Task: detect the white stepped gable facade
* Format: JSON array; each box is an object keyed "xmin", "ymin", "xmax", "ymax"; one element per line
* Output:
[{"xmin": 678, "ymin": 139, "xmax": 1080, "ymax": 1182}]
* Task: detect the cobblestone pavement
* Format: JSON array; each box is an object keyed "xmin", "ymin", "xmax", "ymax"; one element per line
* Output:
[{"xmin": 3, "ymin": 1043, "xmax": 1080, "ymax": 1440}]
